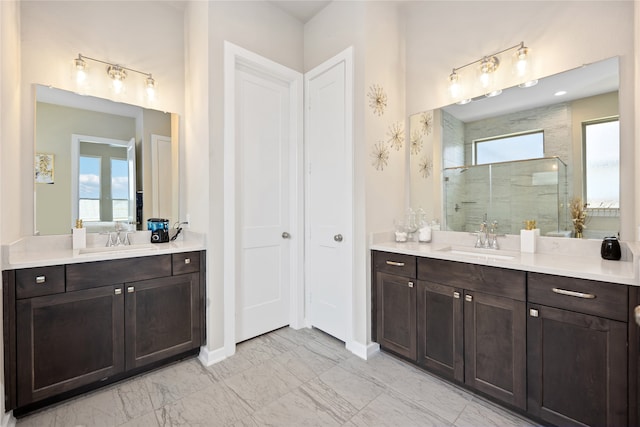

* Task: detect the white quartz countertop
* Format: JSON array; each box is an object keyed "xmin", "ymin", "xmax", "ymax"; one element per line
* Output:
[
  {"xmin": 2, "ymin": 231, "xmax": 206, "ymax": 270},
  {"xmin": 371, "ymin": 238, "xmax": 638, "ymax": 286}
]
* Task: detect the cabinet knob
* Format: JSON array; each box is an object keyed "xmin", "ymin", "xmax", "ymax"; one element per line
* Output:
[
  {"xmin": 127, "ymin": 286, "xmax": 135, "ymax": 293},
  {"xmin": 408, "ymin": 281, "xmax": 414, "ymax": 288},
  {"xmin": 453, "ymin": 291, "xmax": 460, "ymax": 299},
  {"xmin": 35, "ymin": 275, "xmax": 46, "ymax": 284},
  {"xmin": 530, "ymin": 308, "xmax": 539, "ymax": 317},
  {"xmin": 465, "ymin": 294, "xmax": 473, "ymax": 302},
  {"xmin": 184, "ymin": 258, "xmax": 191, "ymax": 264}
]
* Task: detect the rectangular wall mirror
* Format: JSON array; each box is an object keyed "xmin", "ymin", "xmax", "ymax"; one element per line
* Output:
[
  {"xmin": 410, "ymin": 56, "xmax": 619, "ymax": 238},
  {"xmin": 34, "ymin": 85, "xmax": 179, "ymax": 235}
]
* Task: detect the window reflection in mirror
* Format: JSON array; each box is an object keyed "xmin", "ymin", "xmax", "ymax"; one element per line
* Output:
[
  {"xmin": 34, "ymin": 85, "xmax": 178, "ymax": 236},
  {"xmin": 409, "ymin": 57, "xmax": 620, "ymax": 239}
]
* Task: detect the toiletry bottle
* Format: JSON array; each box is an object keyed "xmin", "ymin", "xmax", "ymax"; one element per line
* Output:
[{"xmin": 72, "ymin": 219, "xmax": 86, "ymax": 250}]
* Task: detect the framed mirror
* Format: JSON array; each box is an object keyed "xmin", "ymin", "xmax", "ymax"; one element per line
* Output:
[
  {"xmin": 410, "ymin": 57, "xmax": 619, "ymax": 238},
  {"xmin": 34, "ymin": 85, "xmax": 179, "ymax": 235}
]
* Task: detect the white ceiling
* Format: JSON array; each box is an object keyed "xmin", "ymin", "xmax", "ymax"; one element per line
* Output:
[{"xmin": 268, "ymin": 0, "xmax": 331, "ymax": 23}]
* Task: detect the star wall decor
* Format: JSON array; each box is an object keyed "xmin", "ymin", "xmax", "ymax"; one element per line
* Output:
[
  {"xmin": 367, "ymin": 84, "xmax": 387, "ymax": 117},
  {"xmin": 371, "ymin": 141, "xmax": 390, "ymax": 171},
  {"xmin": 419, "ymin": 111, "xmax": 433, "ymax": 135},
  {"xmin": 410, "ymin": 129, "xmax": 423, "ymax": 156},
  {"xmin": 419, "ymin": 155, "xmax": 433, "ymax": 179},
  {"xmin": 387, "ymin": 121, "xmax": 405, "ymax": 151}
]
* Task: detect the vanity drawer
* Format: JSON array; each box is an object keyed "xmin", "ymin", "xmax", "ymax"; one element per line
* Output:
[
  {"xmin": 373, "ymin": 251, "xmax": 416, "ymax": 278},
  {"xmin": 66, "ymin": 255, "xmax": 171, "ymax": 291},
  {"xmin": 418, "ymin": 257, "xmax": 525, "ymax": 301},
  {"xmin": 528, "ymin": 272, "xmax": 628, "ymax": 322},
  {"xmin": 16, "ymin": 266, "xmax": 65, "ymax": 299},
  {"xmin": 172, "ymin": 251, "xmax": 200, "ymax": 275}
]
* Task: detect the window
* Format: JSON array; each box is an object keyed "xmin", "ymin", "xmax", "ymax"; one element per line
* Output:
[
  {"xmin": 584, "ymin": 118, "xmax": 619, "ymax": 209},
  {"xmin": 474, "ymin": 131, "xmax": 544, "ymax": 165},
  {"xmin": 111, "ymin": 158, "xmax": 129, "ymax": 221},
  {"xmin": 78, "ymin": 156, "xmax": 101, "ymax": 221}
]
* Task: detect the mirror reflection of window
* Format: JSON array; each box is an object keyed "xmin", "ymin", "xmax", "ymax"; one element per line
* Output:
[
  {"xmin": 584, "ymin": 118, "xmax": 620, "ymax": 209},
  {"xmin": 78, "ymin": 140, "xmax": 130, "ymax": 223},
  {"xmin": 79, "ymin": 155, "xmax": 101, "ymax": 221},
  {"xmin": 111, "ymin": 158, "xmax": 130, "ymax": 221},
  {"xmin": 473, "ymin": 131, "xmax": 544, "ymax": 165}
]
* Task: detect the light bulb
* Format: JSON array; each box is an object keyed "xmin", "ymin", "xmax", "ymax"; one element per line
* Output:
[
  {"xmin": 74, "ymin": 56, "xmax": 87, "ymax": 85},
  {"xmin": 112, "ymin": 78, "xmax": 124, "ymax": 94},
  {"xmin": 448, "ymin": 71, "xmax": 461, "ymax": 99},
  {"xmin": 146, "ymin": 76, "xmax": 156, "ymax": 101},
  {"xmin": 107, "ymin": 65, "xmax": 127, "ymax": 95},
  {"xmin": 515, "ymin": 45, "xmax": 530, "ymax": 77}
]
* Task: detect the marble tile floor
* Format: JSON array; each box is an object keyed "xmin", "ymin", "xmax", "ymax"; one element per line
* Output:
[{"xmin": 16, "ymin": 327, "xmax": 539, "ymax": 427}]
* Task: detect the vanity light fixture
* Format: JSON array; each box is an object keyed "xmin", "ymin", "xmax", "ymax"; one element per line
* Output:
[
  {"xmin": 73, "ymin": 53, "xmax": 157, "ymax": 101},
  {"xmin": 447, "ymin": 41, "xmax": 533, "ymax": 103}
]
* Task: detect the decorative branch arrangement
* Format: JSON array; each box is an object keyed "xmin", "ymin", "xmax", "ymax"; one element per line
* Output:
[{"xmin": 570, "ymin": 197, "xmax": 589, "ymax": 238}]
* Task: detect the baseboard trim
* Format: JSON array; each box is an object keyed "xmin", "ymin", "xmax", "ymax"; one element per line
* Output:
[
  {"xmin": 197, "ymin": 345, "xmax": 227, "ymax": 367},
  {"xmin": 346, "ymin": 340, "xmax": 380, "ymax": 360},
  {"xmin": 1, "ymin": 410, "xmax": 16, "ymax": 427}
]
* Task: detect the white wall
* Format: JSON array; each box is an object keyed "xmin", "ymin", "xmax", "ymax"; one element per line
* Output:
[
  {"xmin": 403, "ymin": 0, "xmax": 636, "ymax": 239},
  {"xmin": 0, "ymin": 0, "xmax": 20, "ymax": 422}
]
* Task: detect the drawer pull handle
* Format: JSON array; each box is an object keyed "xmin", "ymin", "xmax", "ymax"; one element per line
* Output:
[
  {"xmin": 385, "ymin": 261, "xmax": 405, "ymax": 267},
  {"xmin": 35, "ymin": 276, "xmax": 46, "ymax": 284},
  {"xmin": 408, "ymin": 281, "xmax": 414, "ymax": 288},
  {"xmin": 184, "ymin": 258, "xmax": 191, "ymax": 264},
  {"xmin": 115, "ymin": 288, "xmax": 122, "ymax": 295},
  {"xmin": 465, "ymin": 295, "xmax": 473, "ymax": 302},
  {"xmin": 453, "ymin": 291, "xmax": 460, "ymax": 299},
  {"xmin": 530, "ymin": 308, "xmax": 539, "ymax": 317},
  {"xmin": 127, "ymin": 286, "xmax": 135, "ymax": 293},
  {"xmin": 552, "ymin": 288, "xmax": 596, "ymax": 299}
]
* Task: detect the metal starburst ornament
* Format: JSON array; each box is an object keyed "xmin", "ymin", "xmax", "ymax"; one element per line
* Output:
[
  {"xmin": 419, "ymin": 155, "xmax": 433, "ymax": 179},
  {"xmin": 410, "ymin": 130, "xmax": 423, "ymax": 156},
  {"xmin": 367, "ymin": 84, "xmax": 387, "ymax": 116},
  {"xmin": 420, "ymin": 111, "xmax": 433, "ymax": 135},
  {"xmin": 371, "ymin": 141, "xmax": 390, "ymax": 171},
  {"xmin": 387, "ymin": 121, "xmax": 405, "ymax": 151}
]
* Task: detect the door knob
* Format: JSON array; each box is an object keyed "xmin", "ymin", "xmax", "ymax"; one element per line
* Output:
[
  {"xmin": 282, "ymin": 232, "xmax": 291, "ymax": 239},
  {"xmin": 334, "ymin": 234, "xmax": 343, "ymax": 242},
  {"xmin": 634, "ymin": 305, "xmax": 640, "ymax": 327}
]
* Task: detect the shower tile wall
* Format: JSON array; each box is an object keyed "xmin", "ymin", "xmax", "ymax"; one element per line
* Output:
[{"xmin": 443, "ymin": 105, "xmax": 571, "ymax": 235}]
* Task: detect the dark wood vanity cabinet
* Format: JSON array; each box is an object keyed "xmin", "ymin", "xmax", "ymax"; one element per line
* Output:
[
  {"xmin": 4, "ymin": 251, "xmax": 205, "ymax": 413},
  {"xmin": 527, "ymin": 272, "xmax": 628, "ymax": 427},
  {"xmin": 373, "ymin": 252, "xmax": 417, "ymax": 361},
  {"xmin": 417, "ymin": 257, "xmax": 527, "ymax": 410}
]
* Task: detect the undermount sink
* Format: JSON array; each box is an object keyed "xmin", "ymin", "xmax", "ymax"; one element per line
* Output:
[
  {"xmin": 437, "ymin": 246, "xmax": 516, "ymax": 261},
  {"xmin": 76, "ymin": 244, "xmax": 160, "ymax": 256}
]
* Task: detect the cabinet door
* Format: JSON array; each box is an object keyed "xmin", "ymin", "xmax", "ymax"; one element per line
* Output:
[
  {"xmin": 375, "ymin": 272, "xmax": 416, "ymax": 361},
  {"xmin": 125, "ymin": 273, "xmax": 201, "ymax": 370},
  {"xmin": 417, "ymin": 280, "xmax": 463, "ymax": 382},
  {"xmin": 464, "ymin": 291, "xmax": 526, "ymax": 409},
  {"xmin": 16, "ymin": 286, "xmax": 125, "ymax": 406},
  {"xmin": 528, "ymin": 304, "xmax": 627, "ymax": 427}
]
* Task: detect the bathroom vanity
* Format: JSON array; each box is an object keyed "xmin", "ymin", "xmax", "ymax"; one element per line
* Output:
[
  {"xmin": 2, "ymin": 235, "xmax": 205, "ymax": 416},
  {"xmin": 371, "ymin": 236, "xmax": 638, "ymax": 427}
]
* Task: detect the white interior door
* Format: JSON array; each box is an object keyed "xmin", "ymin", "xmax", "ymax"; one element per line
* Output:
[
  {"xmin": 305, "ymin": 48, "xmax": 354, "ymax": 342},
  {"xmin": 236, "ymin": 66, "xmax": 291, "ymax": 343}
]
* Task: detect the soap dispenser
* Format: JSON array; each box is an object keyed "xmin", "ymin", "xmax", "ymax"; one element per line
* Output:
[{"xmin": 72, "ymin": 219, "xmax": 86, "ymax": 250}]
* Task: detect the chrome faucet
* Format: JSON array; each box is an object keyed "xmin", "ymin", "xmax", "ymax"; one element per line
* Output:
[{"xmin": 474, "ymin": 216, "xmax": 502, "ymax": 249}]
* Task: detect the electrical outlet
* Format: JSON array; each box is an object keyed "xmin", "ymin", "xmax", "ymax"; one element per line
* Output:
[{"xmin": 185, "ymin": 214, "xmax": 190, "ymax": 229}]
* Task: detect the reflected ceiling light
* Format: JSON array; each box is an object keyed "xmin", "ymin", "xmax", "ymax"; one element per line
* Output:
[
  {"xmin": 73, "ymin": 53, "xmax": 157, "ymax": 101},
  {"xmin": 519, "ymin": 79, "xmax": 539, "ymax": 88},
  {"xmin": 447, "ymin": 41, "xmax": 533, "ymax": 103},
  {"xmin": 554, "ymin": 90, "xmax": 567, "ymax": 96}
]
